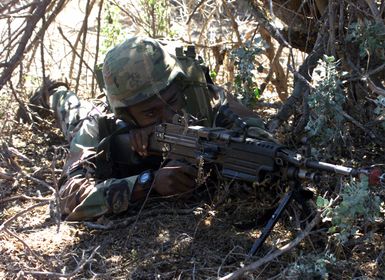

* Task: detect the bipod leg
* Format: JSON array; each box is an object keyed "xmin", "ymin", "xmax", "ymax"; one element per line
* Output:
[{"xmin": 247, "ymin": 189, "xmax": 294, "ymax": 257}]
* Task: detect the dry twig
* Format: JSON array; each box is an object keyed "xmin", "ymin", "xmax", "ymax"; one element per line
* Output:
[
  {"xmin": 22, "ymin": 246, "xmax": 100, "ymax": 278},
  {"xmin": 68, "ymin": 0, "xmax": 97, "ymax": 83},
  {"xmin": 367, "ymin": 77, "xmax": 385, "ymax": 97},
  {"xmin": 0, "ymin": 0, "xmax": 51, "ymax": 90},
  {"xmin": 75, "ymin": 0, "xmax": 95, "ymax": 94},
  {"xmin": 92, "ymin": 0, "xmax": 104, "ymax": 96},
  {"xmin": 0, "ymin": 171, "xmax": 14, "ymax": 181},
  {"xmin": 0, "ymin": 194, "xmax": 51, "ymax": 204},
  {"xmin": 0, "ymin": 201, "xmax": 49, "ymax": 232},
  {"xmin": 186, "ymin": 0, "xmax": 207, "ymax": 25},
  {"xmin": 57, "ymin": 27, "xmax": 95, "ymax": 75},
  {"xmin": 3, "ymin": 228, "xmax": 45, "ymax": 262},
  {"xmin": 83, "ymin": 207, "xmax": 195, "ymax": 230}
]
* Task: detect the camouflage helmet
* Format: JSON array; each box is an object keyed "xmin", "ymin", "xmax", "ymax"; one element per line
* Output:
[{"xmin": 102, "ymin": 36, "xmax": 186, "ymax": 114}]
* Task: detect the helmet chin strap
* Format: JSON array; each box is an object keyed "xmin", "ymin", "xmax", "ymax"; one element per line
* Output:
[
  {"xmin": 115, "ymin": 110, "xmax": 139, "ymax": 128},
  {"xmin": 154, "ymin": 81, "xmax": 188, "ymax": 118}
]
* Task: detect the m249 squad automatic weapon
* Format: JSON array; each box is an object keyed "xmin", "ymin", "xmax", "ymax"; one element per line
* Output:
[{"xmin": 152, "ymin": 119, "xmax": 384, "ymax": 255}]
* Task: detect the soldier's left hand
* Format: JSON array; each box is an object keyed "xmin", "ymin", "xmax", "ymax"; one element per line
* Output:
[{"xmin": 128, "ymin": 125, "xmax": 155, "ymax": 157}]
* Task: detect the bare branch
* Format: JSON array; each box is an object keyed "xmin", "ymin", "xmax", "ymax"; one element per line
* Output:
[
  {"xmin": 186, "ymin": 0, "xmax": 207, "ymax": 25},
  {"xmin": 222, "ymin": 0, "xmax": 244, "ymax": 48},
  {"xmin": 367, "ymin": 77, "xmax": 385, "ymax": 97},
  {"xmin": 75, "ymin": 0, "xmax": 96, "ymax": 94},
  {"xmin": 267, "ymin": 27, "xmax": 327, "ymax": 133},
  {"xmin": 0, "ymin": 0, "xmax": 51, "ymax": 91},
  {"xmin": 91, "ymin": 0, "xmax": 104, "ymax": 96},
  {"xmin": 58, "ymin": 27, "xmax": 95, "ymax": 76},
  {"xmin": 365, "ymin": 0, "xmax": 382, "ymax": 23},
  {"xmin": 69, "ymin": 0, "xmax": 97, "ymax": 84}
]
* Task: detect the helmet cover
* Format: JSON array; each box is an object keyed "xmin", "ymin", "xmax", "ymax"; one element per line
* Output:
[{"xmin": 102, "ymin": 36, "xmax": 185, "ymax": 114}]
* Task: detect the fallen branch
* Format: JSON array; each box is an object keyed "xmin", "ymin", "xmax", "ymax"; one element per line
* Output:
[
  {"xmin": 83, "ymin": 207, "xmax": 195, "ymax": 230},
  {"xmin": 0, "ymin": 194, "xmax": 51, "ymax": 204},
  {"xmin": 3, "ymin": 228, "xmax": 45, "ymax": 262},
  {"xmin": 339, "ymin": 109, "xmax": 377, "ymax": 139},
  {"xmin": 6, "ymin": 146, "xmax": 33, "ymax": 163},
  {"xmin": 219, "ymin": 210, "xmax": 321, "ymax": 280},
  {"xmin": 0, "ymin": 201, "xmax": 49, "ymax": 232},
  {"xmin": 0, "ymin": 171, "xmax": 14, "ymax": 181},
  {"xmin": 22, "ymin": 172, "xmax": 56, "ymax": 194},
  {"xmin": 22, "ymin": 246, "xmax": 100, "ymax": 278}
]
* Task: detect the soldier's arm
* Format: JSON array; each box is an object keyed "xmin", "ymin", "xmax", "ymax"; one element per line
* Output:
[{"xmin": 58, "ymin": 117, "xmax": 141, "ymax": 221}]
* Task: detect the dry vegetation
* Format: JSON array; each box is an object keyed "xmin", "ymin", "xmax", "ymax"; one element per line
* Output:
[{"xmin": 1, "ymin": 0, "xmax": 385, "ymax": 279}]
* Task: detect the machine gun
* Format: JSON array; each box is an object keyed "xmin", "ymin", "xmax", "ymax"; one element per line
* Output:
[
  {"xmin": 151, "ymin": 119, "xmax": 384, "ymax": 255},
  {"xmin": 110, "ymin": 115, "xmax": 383, "ymax": 255}
]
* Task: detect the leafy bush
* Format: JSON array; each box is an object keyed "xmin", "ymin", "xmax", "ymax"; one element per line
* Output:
[
  {"xmin": 317, "ymin": 175, "xmax": 382, "ymax": 244},
  {"xmin": 305, "ymin": 55, "xmax": 346, "ymax": 158},
  {"xmin": 101, "ymin": 1, "xmax": 172, "ymax": 55},
  {"xmin": 100, "ymin": 2, "xmax": 129, "ymax": 55},
  {"xmin": 346, "ymin": 19, "xmax": 385, "ymax": 60},
  {"xmin": 230, "ymin": 37, "xmax": 266, "ymax": 106},
  {"xmin": 140, "ymin": 0, "xmax": 171, "ymax": 38},
  {"xmin": 285, "ymin": 252, "xmax": 335, "ymax": 279}
]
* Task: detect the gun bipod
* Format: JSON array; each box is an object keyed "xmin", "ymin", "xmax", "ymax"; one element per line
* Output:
[{"xmin": 248, "ymin": 180, "xmax": 313, "ymax": 257}]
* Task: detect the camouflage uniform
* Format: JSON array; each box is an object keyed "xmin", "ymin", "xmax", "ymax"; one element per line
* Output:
[{"xmin": 54, "ymin": 36, "xmax": 268, "ymax": 221}]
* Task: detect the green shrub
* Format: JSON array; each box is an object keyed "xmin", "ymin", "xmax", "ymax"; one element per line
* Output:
[
  {"xmin": 346, "ymin": 19, "xmax": 385, "ymax": 60},
  {"xmin": 230, "ymin": 37, "xmax": 266, "ymax": 106},
  {"xmin": 317, "ymin": 175, "xmax": 382, "ymax": 244},
  {"xmin": 100, "ymin": 2, "xmax": 129, "ymax": 55},
  {"xmin": 285, "ymin": 252, "xmax": 335, "ymax": 279},
  {"xmin": 305, "ymin": 55, "xmax": 346, "ymax": 159}
]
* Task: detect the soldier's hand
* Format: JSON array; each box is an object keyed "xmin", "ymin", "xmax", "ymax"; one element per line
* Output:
[
  {"xmin": 153, "ymin": 160, "xmax": 197, "ymax": 196},
  {"xmin": 129, "ymin": 125, "xmax": 155, "ymax": 157}
]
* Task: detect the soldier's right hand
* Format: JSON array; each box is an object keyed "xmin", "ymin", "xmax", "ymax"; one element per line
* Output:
[{"xmin": 153, "ymin": 160, "xmax": 197, "ymax": 196}]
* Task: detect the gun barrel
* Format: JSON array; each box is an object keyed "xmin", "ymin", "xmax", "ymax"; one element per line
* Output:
[{"xmin": 304, "ymin": 160, "xmax": 358, "ymax": 176}]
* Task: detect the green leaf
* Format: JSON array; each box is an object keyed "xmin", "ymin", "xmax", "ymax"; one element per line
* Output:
[
  {"xmin": 254, "ymin": 88, "xmax": 260, "ymax": 99},
  {"xmin": 210, "ymin": 70, "xmax": 217, "ymax": 80},
  {"xmin": 316, "ymin": 196, "xmax": 329, "ymax": 208}
]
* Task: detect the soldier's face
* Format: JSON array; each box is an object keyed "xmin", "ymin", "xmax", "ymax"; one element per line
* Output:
[{"xmin": 126, "ymin": 82, "xmax": 184, "ymax": 127}]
